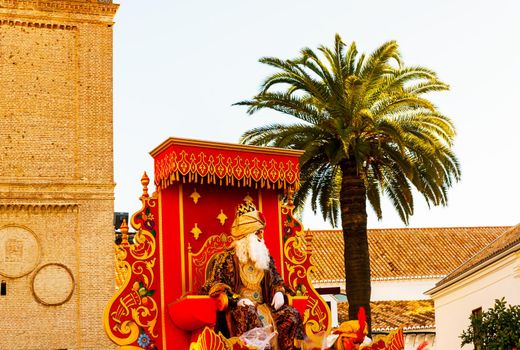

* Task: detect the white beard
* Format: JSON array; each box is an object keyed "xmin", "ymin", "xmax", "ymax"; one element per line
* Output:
[{"xmin": 235, "ymin": 233, "xmax": 270, "ymax": 271}]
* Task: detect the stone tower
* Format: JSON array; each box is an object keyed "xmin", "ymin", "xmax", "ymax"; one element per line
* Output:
[{"xmin": 0, "ymin": 0, "xmax": 118, "ymax": 348}]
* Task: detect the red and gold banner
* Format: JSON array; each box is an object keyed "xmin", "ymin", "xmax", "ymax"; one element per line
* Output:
[{"xmin": 151, "ymin": 137, "xmax": 303, "ymax": 191}]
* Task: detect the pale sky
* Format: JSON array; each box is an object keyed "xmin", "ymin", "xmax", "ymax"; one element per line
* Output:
[{"xmin": 113, "ymin": 0, "xmax": 520, "ymax": 230}]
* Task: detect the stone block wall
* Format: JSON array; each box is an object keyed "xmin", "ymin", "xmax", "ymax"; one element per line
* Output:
[{"xmin": 0, "ymin": 1, "xmax": 119, "ymax": 348}]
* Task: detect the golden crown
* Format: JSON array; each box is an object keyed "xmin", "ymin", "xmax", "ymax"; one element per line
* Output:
[{"xmin": 236, "ymin": 195, "xmax": 257, "ymax": 217}]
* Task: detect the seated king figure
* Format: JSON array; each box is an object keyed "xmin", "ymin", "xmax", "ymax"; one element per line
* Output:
[{"xmin": 200, "ymin": 199, "xmax": 304, "ymax": 350}]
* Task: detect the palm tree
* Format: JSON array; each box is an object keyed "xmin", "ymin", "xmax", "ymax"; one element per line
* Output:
[{"xmin": 235, "ymin": 34, "xmax": 461, "ymax": 332}]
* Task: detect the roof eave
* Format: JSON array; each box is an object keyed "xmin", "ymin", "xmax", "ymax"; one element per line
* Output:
[{"xmin": 426, "ymin": 243, "xmax": 520, "ymax": 296}]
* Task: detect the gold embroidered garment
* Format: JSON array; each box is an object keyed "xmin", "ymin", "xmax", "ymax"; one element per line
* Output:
[
  {"xmin": 238, "ymin": 262, "xmax": 277, "ymax": 329},
  {"xmin": 239, "ymin": 262, "xmax": 264, "ymax": 305}
]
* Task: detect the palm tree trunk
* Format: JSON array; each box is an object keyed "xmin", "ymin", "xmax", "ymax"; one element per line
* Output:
[{"xmin": 340, "ymin": 157, "xmax": 372, "ymax": 335}]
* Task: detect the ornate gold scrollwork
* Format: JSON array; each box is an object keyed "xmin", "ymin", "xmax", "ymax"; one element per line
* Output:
[
  {"xmin": 281, "ymin": 204, "xmax": 331, "ymax": 339},
  {"xmin": 104, "ymin": 175, "xmax": 160, "ymax": 349},
  {"xmin": 189, "ymin": 327, "xmax": 253, "ymax": 350},
  {"xmin": 189, "ymin": 233, "xmax": 232, "ymax": 292}
]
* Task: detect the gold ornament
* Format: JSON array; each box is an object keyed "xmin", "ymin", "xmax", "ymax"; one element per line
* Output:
[
  {"xmin": 216, "ymin": 210, "xmax": 228, "ymax": 226},
  {"xmin": 190, "ymin": 223, "xmax": 202, "ymax": 240},
  {"xmin": 190, "ymin": 189, "xmax": 201, "ymax": 204}
]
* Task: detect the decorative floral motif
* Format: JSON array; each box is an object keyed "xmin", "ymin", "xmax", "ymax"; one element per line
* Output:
[
  {"xmin": 132, "ymin": 280, "xmax": 155, "ymax": 299},
  {"xmin": 137, "ymin": 332, "xmax": 151, "ymax": 347},
  {"xmin": 134, "ymin": 207, "xmax": 156, "ymax": 237}
]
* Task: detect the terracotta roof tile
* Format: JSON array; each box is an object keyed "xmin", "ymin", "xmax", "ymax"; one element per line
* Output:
[
  {"xmin": 337, "ymin": 300, "xmax": 435, "ymax": 332},
  {"xmin": 435, "ymin": 223, "xmax": 520, "ymax": 288},
  {"xmin": 309, "ymin": 227, "xmax": 507, "ymax": 282}
]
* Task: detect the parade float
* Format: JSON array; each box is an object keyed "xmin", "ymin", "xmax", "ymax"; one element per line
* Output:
[{"xmin": 103, "ymin": 137, "xmax": 331, "ymax": 349}]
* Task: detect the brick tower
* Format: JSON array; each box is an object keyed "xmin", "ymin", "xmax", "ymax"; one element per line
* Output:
[{"xmin": 0, "ymin": 0, "xmax": 118, "ymax": 348}]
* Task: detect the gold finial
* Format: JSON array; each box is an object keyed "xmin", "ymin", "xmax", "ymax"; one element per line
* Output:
[
  {"xmin": 120, "ymin": 218, "xmax": 129, "ymax": 247},
  {"xmin": 141, "ymin": 172, "xmax": 150, "ymax": 197}
]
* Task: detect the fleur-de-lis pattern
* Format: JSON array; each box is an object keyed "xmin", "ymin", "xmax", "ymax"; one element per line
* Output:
[{"xmin": 154, "ymin": 145, "xmax": 300, "ymax": 191}]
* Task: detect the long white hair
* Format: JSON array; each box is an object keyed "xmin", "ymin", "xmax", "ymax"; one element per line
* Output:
[{"xmin": 234, "ymin": 232, "xmax": 270, "ymax": 270}]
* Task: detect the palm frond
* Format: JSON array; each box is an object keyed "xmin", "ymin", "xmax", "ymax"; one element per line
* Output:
[{"xmin": 234, "ymin": 92, "xmax": 326, "ymax": 124}]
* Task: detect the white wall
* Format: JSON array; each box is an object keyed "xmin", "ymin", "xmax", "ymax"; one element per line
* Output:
[
  {"xmin": 371, "ymin": 278, "xmax": 439, "ymax": 301},
  {"xmin": 313, "ymin": 277, "xmax": 440, "ymax": 301},
  {"xmin": 321, "ymin": 294, "xmax": 339, "ymax": 327},
  {"xmin": 431, "ymin": 252, "xmax": 520, "ymax": 350},
  {"xmin": 404, "ymin": 333, "xmax": 436, "ymax": 350}
]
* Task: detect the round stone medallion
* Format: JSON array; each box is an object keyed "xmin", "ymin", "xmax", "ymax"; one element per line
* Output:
[
  {"xmin": 0, "ymin": 225, "xmax": 41, "ymax": 278},
  {"xmin": 32, "ymin": 263, "xmax": 75, "ymax": 306}
]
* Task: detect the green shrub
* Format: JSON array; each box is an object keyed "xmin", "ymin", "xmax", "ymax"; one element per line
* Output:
[{"xmin": 460, "ymin": 298, "xmax": 520, "ymax": 349}]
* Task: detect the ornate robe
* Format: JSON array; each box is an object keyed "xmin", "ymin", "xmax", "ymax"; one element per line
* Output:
[{"xmin": 201, "ymin": 248, "xmax": 304, "ymax": 350}]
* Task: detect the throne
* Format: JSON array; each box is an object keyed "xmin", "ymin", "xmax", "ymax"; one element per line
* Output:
[{"xmin": 104, "ymin": 138, "xmax": 331, "ymax": 350}]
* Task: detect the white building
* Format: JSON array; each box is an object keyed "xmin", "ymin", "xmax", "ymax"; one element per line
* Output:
[{"xmin": 427, "ymin": 223, "xmax": 520, "ymax": 349}]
